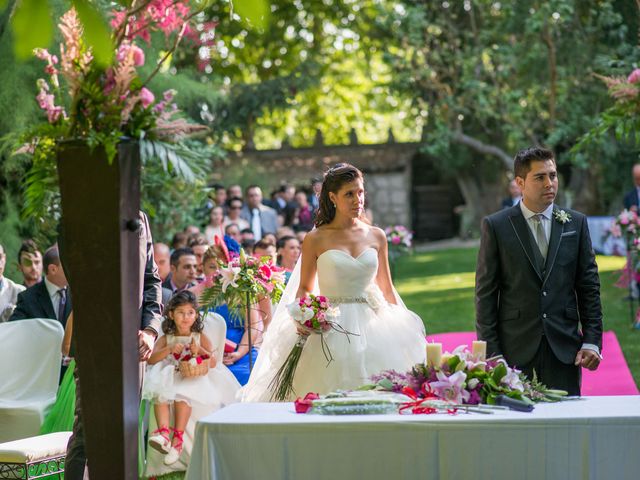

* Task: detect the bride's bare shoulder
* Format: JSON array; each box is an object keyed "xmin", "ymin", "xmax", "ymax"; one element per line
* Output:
[{"xmin": 368, "ymin": 225, "xmax": 387, "ymax": 244}]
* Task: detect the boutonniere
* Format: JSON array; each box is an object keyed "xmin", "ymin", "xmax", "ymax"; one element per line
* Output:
[{"xmin": 553, "ymin": 209, "xmax": 572, "ymax": 224}]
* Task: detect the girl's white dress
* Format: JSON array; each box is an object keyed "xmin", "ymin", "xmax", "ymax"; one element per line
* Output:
[
  {"xmin": 142, "ymin": 332, "xmax": 238, "ymax": 407},
  {"xmin": 241, "ymin": 248, "xmax": 427, "ymax": 401}
]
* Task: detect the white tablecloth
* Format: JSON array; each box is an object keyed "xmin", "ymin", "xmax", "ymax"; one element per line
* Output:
[{"xmin": 187, "ymin": 396, "xmax": 640, "ymax": 480}]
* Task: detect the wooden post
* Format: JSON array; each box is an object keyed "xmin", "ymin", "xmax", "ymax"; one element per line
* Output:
[{"xmin": 57, "ymin": 141, "xmax": 140, "ymax": 479}]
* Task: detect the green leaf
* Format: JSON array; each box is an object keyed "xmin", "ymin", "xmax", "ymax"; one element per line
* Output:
[
  {"xmin": 491, "ymin": 362, "xmax": 507, "ymax": 384},
  {"xmin": 376, "ymin": 378, "xmax": 395, "ymax": 391},
  {"xmin": 12, "ymin": 0, "xmax": 53, "ymax": 59},
  {"xmin": 232, "ymin": 0, "xmax": 271, "ymax": 31},
  {"xmin": 0, "ymin": 0, "xmax": 9, "ymax": 10},
  {"xmin": 72, "ymin": 0, "xmax": 114, "ymax": 67}
]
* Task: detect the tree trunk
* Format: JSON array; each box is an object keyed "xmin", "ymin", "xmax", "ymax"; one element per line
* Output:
[{"xmin": 455, "ymin": 172, "xmax": 505, "ymax": 237}]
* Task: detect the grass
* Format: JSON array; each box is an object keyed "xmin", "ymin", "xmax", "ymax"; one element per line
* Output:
[{"xmin": 394, "ymin": 248, "xmax": 639, "ymax": 389}]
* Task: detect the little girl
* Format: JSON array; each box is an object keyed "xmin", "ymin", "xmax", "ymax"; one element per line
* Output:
[{"xmin": 143, "ymin": 290, "xmax": 219, "ymax": 465}]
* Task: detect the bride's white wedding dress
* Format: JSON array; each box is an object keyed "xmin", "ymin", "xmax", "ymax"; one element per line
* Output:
[{"xmin": 241, "ymin": 247, "xmax": 427, "ymax": 401}]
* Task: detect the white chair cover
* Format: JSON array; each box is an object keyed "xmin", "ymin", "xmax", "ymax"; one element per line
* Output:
[
  {"xmin": 143, "ymin": 312, "xmax": 240, "ymax": 478},
  {"xmin": 0, "ymin": 319, "xmax": 64, "ymax": 442}
]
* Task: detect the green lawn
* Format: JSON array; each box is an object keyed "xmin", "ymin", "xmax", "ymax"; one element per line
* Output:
[{"xmin": 394, "ymin": 248, "xmax": 639, "ymax": 388}]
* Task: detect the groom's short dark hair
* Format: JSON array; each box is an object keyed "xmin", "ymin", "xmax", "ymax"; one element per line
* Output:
[{"xmin": 514, "ymin": 147, "xmax": 555, "ymax": 179}]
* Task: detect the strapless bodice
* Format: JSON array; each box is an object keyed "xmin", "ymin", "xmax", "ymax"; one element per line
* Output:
[{"xmin": 316, "ymin": 248, "xmax": 378, "ymax": 297}]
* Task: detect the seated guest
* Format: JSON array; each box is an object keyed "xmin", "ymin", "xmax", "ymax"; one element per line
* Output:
[
  {"xmin": 171, "ymin": 232, "xmax": 188, "ymax": 251},
  {"xmin": 240, "ymin": 185, "xmax": 279, "ymax": 240},
  {"xmin": 296, "ymin": 230, "xmax": 307, "ymax": 244},
  {"xmin": 184, "ymin": 225, "xmax": 200, "ymax": 237},
  {"xmin": 223, "ymin": 197, "xmax": 249, "ymax": 231},
  {"xmin": 262, "ymin": 232, "xmax": 277, "ymax": 246},
  {"xmin": 240, "ymin": 228, "xmax": 255, "ymax": 245},
  {"xmin": 225, "ymin": 223, "xmax": 242, "ymax": 245},
  {"xmin": 17, "ymin": 239, "xmax": 43, "ymax": 288},
  {"xmin": 163, "ymin": 248, "xmax": 197, "ymax": 294},
  {"xmin": 212, "ymin": 183, "xmax": 228, "ymax": 210},
  {"xmin": 153, "ymin": 243, "xmax": 171, "ymax": 282},
  {"xmin": 188, "ymin": 234, "xmax": 208, "ymax": 282},
  {"xmin": 227, "ymin": 184, "xmax": 243, "ymax": 202},
  {"xmin": 0, "ymin": 243, "xmax": 25, "ymax": 322},
  {"xmin": 276, "ymin": 226, "xmax": 295, "ymax": 239},
  {"xmin": 309, "ymin": 177, "xmax": 322, "ymax": 210},
  {"xmin": 277, "ymin": 236, "xmax": 301, "ymax": 283},
  {"xmin": 293, "ymin": 190, "xmax": 315, "ymax": 232},
  {"xmin": 623, "ymin": 164, "xmax": 640, "ymax": 210},
  {"xmin": 253, "ymin": 239, "xmax": 277, "ymax": 265},
  {"xmin": 10, "ymin": 245, "xmax": 72, "ymax": 327},
  {"xmin": 204, "ymin": 206, "xmax": 225, "ymax": 245},
  {"xmin": 199, "ymin": 245, "xmax": 262, "ymax": 386},
  {"xmin": 241, "ymin": 239, "xmax": 255, "ymax": 254},
  {"xmin": 501, "ymin": 179, "xmax": 522, "ymax": 209}
]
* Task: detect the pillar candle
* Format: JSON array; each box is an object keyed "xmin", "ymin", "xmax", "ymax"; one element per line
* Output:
[
  {"xmin": 426, "ymin": 343, "xmax": 442, "ymax": 368},
  {"xmin": 472, "ymin": 340, "xmax": 487, "ymax": 361}
]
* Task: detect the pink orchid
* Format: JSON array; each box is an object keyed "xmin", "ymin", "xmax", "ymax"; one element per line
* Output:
[
  {"xmin": 392, "ymin": 236, "xmax": 401, "ymax": 245},
  {"xmin": 131, "ymin": 45, "xmax": 145, "ymax": 66}
]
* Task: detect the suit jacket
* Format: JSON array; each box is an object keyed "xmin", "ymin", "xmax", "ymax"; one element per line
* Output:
[
  {"xmin": 0, "ymin": 277, "xmax": 26, "ymax": 322},
  {"xmin": 10, "ymin": 280, "xmax": 72, "ymax": 327},
  {"xmin": 623, "ymin": 188, "xmax": 639, "ymax": 210},
  {"xmin": 139, "ymin": 211, "xmax": 163, "ymax": 334},
  {"xmin": 501, "ymin": 197, "xmax": 519, "ymax": 209},
  {"xmin": 240, "ymin": 204, "xmax": 279, "ymax": 236},
  {"xmin": 475, "ymin": 204, "xmax": 603, "ymax": 366}
]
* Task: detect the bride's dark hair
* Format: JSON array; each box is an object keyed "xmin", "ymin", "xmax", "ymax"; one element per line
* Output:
[{"xmin": 314, "ymin": 163, "xmax": 364, "ymax": 227}]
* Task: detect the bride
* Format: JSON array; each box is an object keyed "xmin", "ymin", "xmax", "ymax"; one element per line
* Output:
[{"xmin": 242, "ymin": 163, "xmax": 426, "ymax": 401}]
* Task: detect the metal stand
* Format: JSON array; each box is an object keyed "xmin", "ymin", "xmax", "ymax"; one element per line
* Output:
[{"xmin": 246, "ymin": 292, "xmax": 253, "ymax": 371}]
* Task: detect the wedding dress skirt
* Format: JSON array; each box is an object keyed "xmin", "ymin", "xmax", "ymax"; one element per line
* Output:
[{"xmin": 242, "ymin": 248, "xmax": 427, "ymax": 401}]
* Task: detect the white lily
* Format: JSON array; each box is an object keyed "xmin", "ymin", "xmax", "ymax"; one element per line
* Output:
[{"xmin": 220, "ymin": 266, "xmax": 241, "ymax": 293}]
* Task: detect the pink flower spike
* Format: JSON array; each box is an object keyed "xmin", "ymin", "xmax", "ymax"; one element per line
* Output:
[
  {"xmin": 140, "ymin": 87, "xmax": 155, "ymax": 108},
  {"xmin": 628, "ymin": 69, "xmax": 640, "ymax": 84}
]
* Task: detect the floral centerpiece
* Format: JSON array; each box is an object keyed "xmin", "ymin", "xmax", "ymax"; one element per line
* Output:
[
  {"xmin": 269, "ymin": 294, "xmax": 348, "ymax": 401},
  {"xmin": 367, "ymin": 345, "xmax": 568, "ymax": 412},
  {"xmin": 199, "ymin": 249, "xmax": 286, "ymax": 371},
  {"xmin": 385, "ymin": 225, "xmax": 413, "ymax": 279},
  {"xmin": 199, "ymin": 249, "xmax": 286, "ymax": 311}
]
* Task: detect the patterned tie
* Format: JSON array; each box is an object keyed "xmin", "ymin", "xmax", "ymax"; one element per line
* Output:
[
  {"xmin": 533, "ymin": 214, "xmax": 548, "ymax": 260},
  {"xmin": 57, "ymin": 287, "xmax": 67, "ymax": 324}
]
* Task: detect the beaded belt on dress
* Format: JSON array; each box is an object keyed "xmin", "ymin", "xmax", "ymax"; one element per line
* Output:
[{"xmin": 326, "ymin": 296, "xmax": 367, "ymax": 304}]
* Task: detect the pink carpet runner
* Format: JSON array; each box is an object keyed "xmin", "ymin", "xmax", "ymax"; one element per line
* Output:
[{"xmin": 426, "ymin": 331, "xmax": 639, "ymax": 396}]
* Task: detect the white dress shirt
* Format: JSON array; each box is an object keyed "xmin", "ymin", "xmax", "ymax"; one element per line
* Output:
[
  {"xmin": 519, "ymin": 201, "xmax": 553, "ymax": 245},
  {"xmin": 44, "ymin": 277, "xmax": 65, "ymax": 320}
]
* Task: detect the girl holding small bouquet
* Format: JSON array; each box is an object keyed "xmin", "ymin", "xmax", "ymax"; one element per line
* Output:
[{"xmin": 143, "ymin": 290, "xmax": 235, "ymax": 466}]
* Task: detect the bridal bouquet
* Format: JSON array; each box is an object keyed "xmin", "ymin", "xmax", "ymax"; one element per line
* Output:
[
  {"xmin": 368, "ymin": 345, "xmax": 568, "ymax": 412},
  {"xmin": 268, "ymin": 295, "xmax": 344, "ymax": 401}
]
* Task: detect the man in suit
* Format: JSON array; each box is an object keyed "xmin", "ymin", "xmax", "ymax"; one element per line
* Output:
[
  {"xmin": 10, "ymin": 245, "xmax": 71, "ymax": 326},
  {"xmin": 241, "ymin": 185, "xmax": 279, "ymax": 241},
  {"xmin": 501, "ymin": 179, "xmax": 522, "ymax": 209},
  {"xmin": 0, "ymin": 243, "xmax": 26, "ymax": 322},
  {"xmin": 162, "ymin": 247, "xmax": 197, "ymax": 293},
  {"xmin": 623, "ymin": 163, "xmax": 640, "ymax": 210},
  {"xmin": 16, "ymin": 239, "xmax": 43, "ymax": 288},
  {"xmin": 475, "ymin": 147, "xmax": 603, "ymax": 395}
]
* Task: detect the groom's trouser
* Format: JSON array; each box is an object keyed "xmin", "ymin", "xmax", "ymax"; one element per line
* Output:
[{"xmin": 519, "ymin": 336, "xmax": 581, "ymax": 396}]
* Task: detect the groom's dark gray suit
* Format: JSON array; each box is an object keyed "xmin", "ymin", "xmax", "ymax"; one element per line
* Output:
[{"xmin": 475, "ymin": 204, "xmax": 603, "ymax": 394}]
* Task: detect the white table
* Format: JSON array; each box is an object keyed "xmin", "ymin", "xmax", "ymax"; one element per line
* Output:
[{"xmin": 187, "ymin": 397, "xmax": 640, "ymax": 480}]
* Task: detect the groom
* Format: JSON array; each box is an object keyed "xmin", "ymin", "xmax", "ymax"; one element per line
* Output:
[{"xmin": 475, "ymin": 147, "xmax": 603, "ymax": 395}]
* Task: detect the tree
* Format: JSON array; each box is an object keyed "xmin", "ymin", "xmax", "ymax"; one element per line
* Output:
[{"xmin": 379, "ymin": 0, "xmax": 635, "ymax": 220}]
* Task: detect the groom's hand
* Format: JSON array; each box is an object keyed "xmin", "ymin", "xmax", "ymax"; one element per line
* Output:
[{"xmin": 574, "ymin": 349, "xmax": 601, "ymax": 371}]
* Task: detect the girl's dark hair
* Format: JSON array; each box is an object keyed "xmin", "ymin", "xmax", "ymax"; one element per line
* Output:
[
  {"xmin": 162, "ymin": 290, "xmax": 203, "ymax": 335},
  {"xmin": 314, "ymin": 163, "xmax": 364, "ymax": 227}
]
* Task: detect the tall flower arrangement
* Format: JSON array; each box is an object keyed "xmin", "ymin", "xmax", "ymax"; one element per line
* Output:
[
  {"xmin": 385, "ymin": 225, "xmax": 413, "ymax": 280},
  {"xmin": 25, "ymin": 3, "xmax": 210, "ymax": 162}
]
